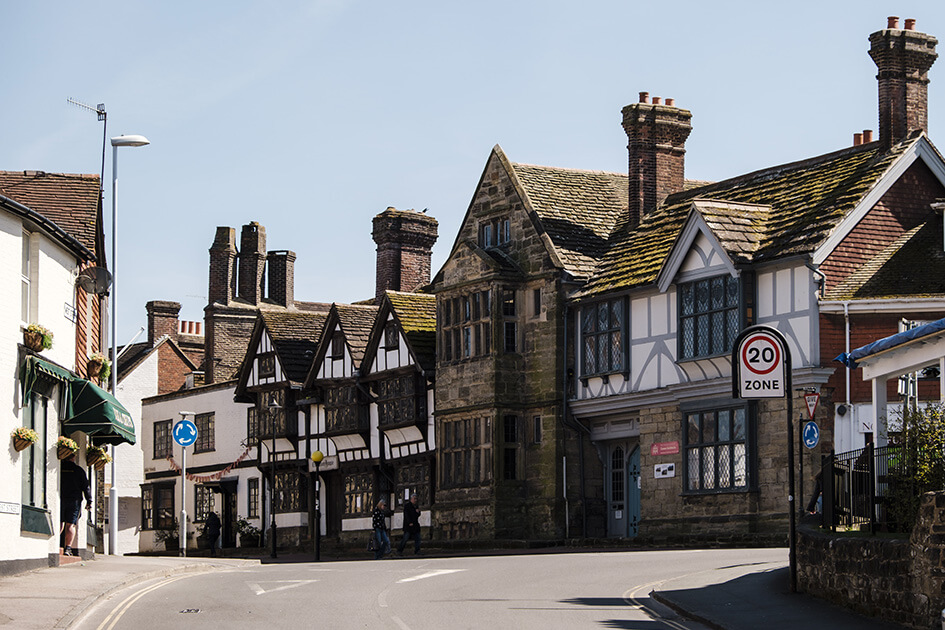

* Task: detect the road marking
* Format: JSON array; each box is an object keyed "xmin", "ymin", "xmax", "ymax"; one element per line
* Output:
[
  {"xmin": 390, "ymin": 615, "xmax": 411, "ymax": 629},
  {"xmin": 94, "ymin": 574, "xmax": 192, "ymax": 630},
  {"xmin": 397, "ymin": 569, "xmax": 464, "ymax": 583},
  {"xmin": 247, "ymin": 580, "xmax": 318, "ymax": 595}
]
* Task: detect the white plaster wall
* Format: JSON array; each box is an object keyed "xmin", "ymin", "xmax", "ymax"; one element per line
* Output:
[{"xmin": 140, "ymin": 384, "xmax": 252, "ymax": 551}]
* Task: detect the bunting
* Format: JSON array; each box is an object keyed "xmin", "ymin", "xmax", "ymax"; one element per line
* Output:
[{"xmin": 166, "ymin": 446, "xmax": 254, "ymax": 483}]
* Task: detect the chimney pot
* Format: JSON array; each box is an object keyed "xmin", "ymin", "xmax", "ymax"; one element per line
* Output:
[
  {"xmin": 639, "ymin": 91, "xmax": 649, "ymax": 104},
  {"xmin": 863, "ymin": 129, "xmax": 874, "ymax": 143},
  {"xmin": 665, "ymin": 98, "xmax": 675, "ymax": 107},
  {"xmin": 652, "ymin": 96, "xmax": 662, "ymax": 105},
  {"xmin": 905, "ymin": 18, "xmax": 916, "ymax": 31},
  {"xmin": 854, "ymin": 133, "xmax": 863, "ymax": 146},
  {"xmin": 888, "ymin": 16, "xmax": 899, "ymax": 29}
]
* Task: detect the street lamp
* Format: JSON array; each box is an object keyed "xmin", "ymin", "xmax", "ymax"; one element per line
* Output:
[
  {"xmin": 311, "ymin": 450, "xmax": 324, "ymax": 562},
  {"xmin": 108, "ymin": 134, "xmax": 149, "ymax": 556},
  {"xmin": 267, "ymin": 394, "xmax": 280, "ymax": 558}
]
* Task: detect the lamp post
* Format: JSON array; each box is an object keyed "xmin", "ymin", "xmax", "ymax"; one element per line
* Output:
[
  {"xmin": 108, "ymin": 134, "xmax": 149, "ymax": 556},
  {"xmin": 267, "ymin": 394, "xmax": 280, "ymax": 558},
  {"xmin": 311, "ymin": 450, "xmax": 324, "ymax": 562}
]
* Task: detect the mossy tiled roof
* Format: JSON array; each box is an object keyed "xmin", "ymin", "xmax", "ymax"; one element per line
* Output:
[
  {"xmin": 577, "ymin": 138, "xmax": 912, "ymax": 297},
  {"xmin": 385, "ymin": 291, "xmax": 436, "ymax": 370},
  {"xmin": 260, "ymin": 310, "xmax": 328, "ymax": 384},
  {"xmin": 827, "ymin": 219, "xmax": 945, "ymax": 299},
  {"xmin": 510, "ymin": 163, "xmax": 629, "ymax": 279},
  {"xmin": 335, "ymin": 304, "xmax": 379, "ymax": 365},
  {"xmin": 0, "ymin": 170, "xmax": 101, "ymax": 256}
]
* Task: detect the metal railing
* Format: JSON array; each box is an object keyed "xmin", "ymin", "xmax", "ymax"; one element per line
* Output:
[{"xmin": 821, "ymin": 444, "xmax": 902, "ymax": 533}]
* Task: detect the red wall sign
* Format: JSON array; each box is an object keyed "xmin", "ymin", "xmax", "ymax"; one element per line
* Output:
[{"xmin": 650, "ymin": 441, "xmax": 680, "ymax": 456}]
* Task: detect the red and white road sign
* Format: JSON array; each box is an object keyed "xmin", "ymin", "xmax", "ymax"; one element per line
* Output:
[
  {"xmin": 735, "ymin": 329, "xmax": 787, "ymax": 398},
  {"xmin": 804, "ymin": 393, "xmax": 820, "ymax": 419}
]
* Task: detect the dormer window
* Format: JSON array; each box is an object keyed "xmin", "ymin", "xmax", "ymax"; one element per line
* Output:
[
  {"xmin": 330, "ymin": 332, "xmax": 345, "ymax": 359},
  {"xmin": 384, "ymin": 322, "xmax": 399, "ymax": 350},
  {"xmin": 479, "ymin": 217, "xmax": 511, "ymax": 248}
]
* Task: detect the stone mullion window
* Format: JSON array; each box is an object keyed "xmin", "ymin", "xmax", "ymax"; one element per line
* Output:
[
  {"xmin": 683, "ymin": 405, "xmax": 749, "ymax": 493},
  {"xmin": 440, "ymin": 290, "xmax": 491, "ymax": 363},
  {"xmin": 440, "ymin": 416, "xmax": 491, "ymax": 489},
  {"xmin": 502, "ymin": 289, "xmax": 518, "ymax": 354}
]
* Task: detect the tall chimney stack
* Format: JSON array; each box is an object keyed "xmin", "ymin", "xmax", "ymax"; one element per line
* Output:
[
  {"xmin": 372, "ymin": 207, "xmax": 438, "ymax": 304},
  {"xmin": 869, "ymin": 17, "xmax": 938, "ymax": 147},
  {"xmin": 238, "ymin": 222, "xmax": 267, "ymax": 305},
  {"xmin": 267, "ymin": 250, "xmax": 296, "ymax": 308},
  {"xmin": 146, "ymin": 300, "xmax": 181, "ymax": 347},
  {"xmin": 622, "ymin": 94, "xmax": 692, "ymax": 228},
  {"xmin": 208, "ymin": 227, "xmax": 237, "ymax": 305}
]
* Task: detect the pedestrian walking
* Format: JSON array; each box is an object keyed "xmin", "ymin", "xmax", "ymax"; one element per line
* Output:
[
  {"xmin": 205, "ymin": 511, "xmax": 222, "ymax": 556},
  {"xmin": 372, "ymin": 499, "xmax": 392, "ymax": 559},
  {"xmin": 60, "ymin": 452, "xmax": 92, "ymax": 557},
  {"xmin": 397, "ymin": 493, "xmax": 422, "ymax": 555}
]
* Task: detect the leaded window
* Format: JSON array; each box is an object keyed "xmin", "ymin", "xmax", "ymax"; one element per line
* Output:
[
  {"xmin": 195, "ymin": 484, "xmax": 214, "ymax": 522},
  {"xmin": 683, "ymin": 404, "xmax": 750, "ymax": 493},
  {"xmin": 344, "ymin": 471, "xmax": 373, "ymax": 516},
  {"xmin": 153, "ymin": 420, "xmax": 172, "ymax": 459},
  {"xmin": 440, "ymin": 417, "xmax": 491, "ymax": 489},
  {"xmin": 325, "ymin": 385, "xmax": 361, "ymax": 432},
  {"xmin": 142, "ymin": 483, "xmax": 174, "ymax": 530},
  {"xmin": 248, "ymin": 478, "xmax": 259, "ymax": 518},
  {"xmin": 678, "ymin": 275, "xmax": 741, "ymax": 360},
  {"xmin": 440, "ymin": 290, "xmax": 491, "ymax": 363},
  {"xmin": 194, "ymin": 412, "xmax": 215, "ymax": 453},
  {"xmin": 247, "ymin": 407, "xmax": 258, "ymax": 447},
  {"xmin": 376, "ymin": 375, "xmax": 418, "ymax": 427},
  {"xmin": 395, "ymin": 463, "xmax": 431, "ymax": 508},
  {"xmin": 581, "ymin": 298, "xmax": 625, "ymax": 376},
  {"xmin": 273, "ymin": 472, "xmax": 306, "ymax": 513}
]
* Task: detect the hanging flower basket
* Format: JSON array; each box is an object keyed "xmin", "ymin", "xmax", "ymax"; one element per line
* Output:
[
  {"xmin": 86, "ymin": 353, "xmax": 111, "ymax": 381},
  {"xmin": 23, "ymin": 324, "xmax": 53, "ymax": 351},
  {"xmin": 56, "ymin": 436, "xmax": 78, "ymax": 460},
  {"xmin": 86, "ymin": 445, "xmax": 111, "ymax": 470},
  {"xmin": 11, "ymin": 427, "xmax": 38, "ymax": 452}
]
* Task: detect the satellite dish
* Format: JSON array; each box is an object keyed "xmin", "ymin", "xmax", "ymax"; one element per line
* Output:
[{"xmin": 76, "ymin": 266, "xmax": 112, "ymax": 295}]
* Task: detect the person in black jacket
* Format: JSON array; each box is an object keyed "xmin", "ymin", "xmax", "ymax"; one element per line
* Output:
[
  {"xmin": 372, "ymin": 499, "xmax": 392, "ymax": 560},
  {"xmin": 60, "ymin": 452, "xmax": 92, "ymax": 556},
  {"xmin": 397, "ymin": 493, "xmax": 422, "ymax": 555},
  {"xmin": 205, "ymin": 511, "xmax": 222, "ymax": 556}
]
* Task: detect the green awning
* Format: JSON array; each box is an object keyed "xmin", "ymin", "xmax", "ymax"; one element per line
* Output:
[
  {"xmin": 65, "ymin": 379, "xmax": 136, "ymax": 446},
  {"xmin": 20, "ymin": 356, "xmax": 136, "ymax": 446}
]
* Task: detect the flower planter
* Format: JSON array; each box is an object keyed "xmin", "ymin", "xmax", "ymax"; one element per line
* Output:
[
  {"xmin": 58, "ymin": 445, "xmax": 77, "ymax": 460},
  {"xmin": 23, "ymin": 330, "xmax": 44, "ymax": 352},
  {"xmin": 13, "ymin": 436, "xmax": 33, "ymax": 452},
  {"xmin": 164, "ymin": 537, "xmax": 180, "ymax": 552},
  {"xmin": 87, "ymin": 359, "xmax": 104, "ymax": 380},
  {"xmin": 239, "ymin": 533, "xmax": 260, "ymax": 548}
]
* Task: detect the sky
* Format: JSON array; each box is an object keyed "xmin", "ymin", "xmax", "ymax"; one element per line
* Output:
[{"xmin": 3, "ymin": 1, "xmax": 944, "ymax": 345}]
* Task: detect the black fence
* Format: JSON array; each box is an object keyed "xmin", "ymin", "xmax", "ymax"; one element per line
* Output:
[{"xmin": 820, "ymin": 444, "xmax": 902, "ymax": 533}]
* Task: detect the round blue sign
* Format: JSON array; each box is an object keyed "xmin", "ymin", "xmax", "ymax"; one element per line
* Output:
[
  {"xmin": 802, "ymin": 421, "xmax": 820, "ymax": 449},
  {"xmin": 173, "ymin": 418, "xmax": 198, "ymax": 446}
]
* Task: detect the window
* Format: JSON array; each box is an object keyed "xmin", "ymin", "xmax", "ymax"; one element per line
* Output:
[
  {"xmin": 440, "ymin": 417, "xmax": 492, "ymax": 489},
  {"xmin": 325, "ymin": 385, "xmax": 360, "ymax": 432},
  {"xmin": 611, "ymin": 447, "xmax": 625, "ymax": 502},
  {"xmin": 21, "ymin": 394, "xmax": 48, "ymax": 508},
  {"xmin": 396, "ymin": 463, "xmax": 431, "ymax": 508},
  {"xmin": 502, "ymin": 289, "xmax": 517, "ymax": 353},
  {"xmin": 330, "ymin": 332, "xmax": 345, "ymax": 359},
  {"xmin": 479, "ymin": 217, "xmax": 510, "ymax": 248},
  {"xmin": 678, "ymin": 274, "xmax": 742, "ymax": 360},
  {"xmin": 273, "ymin": 472, "xmax": 306, "ymax": 513},
  {"xmin": 502, "ymin": 415, "xmax": 519, "ymax": 480},
  {"xmin": 533, "ymin": 416, "xmax": 542, "ymax": 444},
  {"xmin": 248, "ymin": 478, "xmax": 259, "ymax": 518},
  {"xmin": 247, "ymin": 407, "xmax": 258, "ymax": 447},
  {"xmin": 153, "ymin": 420, "xmax": 172, "ymax": 459},
  {"xmin": 683, "ymin": 404, "xmax": 750, "ymax": 493},
  {"xmin": 384, "ymin": 322, "xmax": 399, "ymax": 350},
  {"xmin": 581, "ymin": 298, "xmax": 625, "ymax": 376},
  {"xmin": 259, "ymin": 390, "xmax": 289, "ymax": 437},
  {"xmin": 195, "ymin": 485, "xmax": 214, "ymax": 522},
  {"xmin": 257, "ymin": 352, "xmax": 275, "ymax": 379},
  {"xmin": 21, "ymin": 231, "xmax": 31, "ymax": 322},
  {"xmin": 441, "ymin": 290, "xmax": 491, "ymax": 363},
  {"xmin": 194, "ymin": 412, "xmax": 215, "ymax": 453},
  {"xmin": 344, "ymin": 472, "xmax": 373, "ymax": 516},
  {"xmin": 376, "ymin": 375, "xmax": 418, "ymax": 427},
  {"xmin": 532, "ymin": 288, "xmax": 541, "ymax": 318},
  {"xmin": 142, "ymin": 483, "xmax": 175, "ymax": 530}
]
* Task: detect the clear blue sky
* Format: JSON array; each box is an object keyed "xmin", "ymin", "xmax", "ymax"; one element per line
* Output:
[{"xmin": 2, "ymin": 2, "xmax": 943, "ymax": 344}]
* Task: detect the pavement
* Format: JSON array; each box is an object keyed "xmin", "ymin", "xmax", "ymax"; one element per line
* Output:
[{"xmin": 0, "ymin": 549, "xmax": 913, "ymax": 630}]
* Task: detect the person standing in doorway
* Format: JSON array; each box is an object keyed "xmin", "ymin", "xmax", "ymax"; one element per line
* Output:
[
  {"xmin": 205, "ymin": 511, "xmax": 222, "ymax": 556},
  {"xmin": 397, "ymin": 493, "xmax": 422, "ymax": 555},
  {"xmin": 372, "ymin": 499, "xmax": 392, "ymax": 559},
  {"xmin": 60, "ymin": 452, "xmax": 92, "ymax": 556}
]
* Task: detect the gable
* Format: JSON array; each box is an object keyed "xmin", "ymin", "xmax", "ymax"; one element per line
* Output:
[
  {"xmin": 245, "ymin": 329, "xmax": 288, "ymax": 387},
  {"xmin": 657, "ymin": 208, "xmax": 742, "ymax": 293}
]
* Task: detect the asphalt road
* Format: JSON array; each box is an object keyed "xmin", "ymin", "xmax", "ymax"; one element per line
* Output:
[{"xmin": 75, "ymin": 548, "xmax": 787, "ymax": 630}]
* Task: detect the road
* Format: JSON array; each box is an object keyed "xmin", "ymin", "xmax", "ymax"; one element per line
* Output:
[{"xmin": 75, "ymin": 548, "xmax": 787, "ymax": 630}]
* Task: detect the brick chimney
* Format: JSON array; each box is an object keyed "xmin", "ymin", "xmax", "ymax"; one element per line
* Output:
[
  {"xmin": 238, "ymin": 222, "xmax": 266, "ymax": 305},
  {"xmin": 208, "ymin": 227, "xmax": 237, "ymax": 305},
  {"xmin": 869, "ymin": 17, "xmax": 938, "ymax": 148},
  {"xmin": 267, "ymin": 250, "xmax": 296, "ymax": 307},
  {"xmin": 372, "ymin": 207, "xmax": 438, "ymax": 303},
  {"xmin": 622, "ymin": 92, "xmax": 693, "ymax": 228},
  {"xmin": 146, "ymin": 300, "xmax": 181, "ymax": 346}
]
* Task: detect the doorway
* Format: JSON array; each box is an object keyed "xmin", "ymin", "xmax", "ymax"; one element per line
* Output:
[{"xmin": 605, "ymin": 442, "xmax": 640, "ymax": 538}]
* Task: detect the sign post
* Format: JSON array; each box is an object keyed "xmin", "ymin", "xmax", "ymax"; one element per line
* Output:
[
  {"xmin": 174, "ymin": 413, "xmax": 198, "ymax": 558},
  {"xmin": 732, "ymin": 325, "xmax": 796, "ymax": 593}
]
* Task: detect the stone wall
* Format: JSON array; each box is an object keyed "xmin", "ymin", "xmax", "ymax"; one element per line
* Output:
[{"xmin": 798, "ymin": 491, "xmax": 945, "ymax": 629}]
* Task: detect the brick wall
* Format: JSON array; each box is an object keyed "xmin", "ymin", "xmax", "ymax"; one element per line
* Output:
[
  {"xmin": 208, "ymin": 226, "xmax": 237, "ymax": 305},
  {"xmin": 146, "ymin": 300, "xmax": 180, "ymax": 346},
  {"xmin": 372, "ymin": 208, "xmax": 438, "ymax": 304}
]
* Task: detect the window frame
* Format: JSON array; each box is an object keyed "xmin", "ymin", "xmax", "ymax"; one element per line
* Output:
[
  {"xmin": 194, "ymin": 412, "xmax": 215, "ymax": 453},
  {"xmin": 142, "ymin": 482, "xmax": 175, "ymax": 531},
  {"xmin": 502, "ymin": 415, "xmax": 520, "ymax": 481},
  {"xmin": 440, "ymin": 417, "xmax": 492, "ymax": 489},
  {"xmin": 248, "ymin": 477, "xmax": 259, "ymax": 518},
  {"xmin": 580, "ymin": 298, "xmax": 626, "ymax": 377},
  {"xmin": 440, "ymin": 290, "xmax": 491, "ymax": 364},
  {"xmin": 681, "ymin": 400, "xmax": 754, "ymax": 495},
  {"xmin": 677, "ymin": 273, "xmax": 749, "ymax": 361},
  {"xmin": 194, "ymin": 484, "xmax": 214, "ymax": 522},
  {"xmin": 153, "ymin": 419, "xmax": 172, "ymax": 459}
]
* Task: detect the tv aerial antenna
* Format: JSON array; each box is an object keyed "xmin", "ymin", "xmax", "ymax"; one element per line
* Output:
[{"xmin": 67, "ymin": 98, "xmax": 108, "ymax": 259}]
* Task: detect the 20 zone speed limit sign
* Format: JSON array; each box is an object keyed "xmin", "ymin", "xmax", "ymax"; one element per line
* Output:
[{"xmin": 732, "ymin": 326, "xmax": 789, "ymax": 399}]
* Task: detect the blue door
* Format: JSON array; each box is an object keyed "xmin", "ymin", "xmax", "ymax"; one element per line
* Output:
[{"xmin": 606, "ymin": 442, "xmax": 641, "ymax": 538}]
